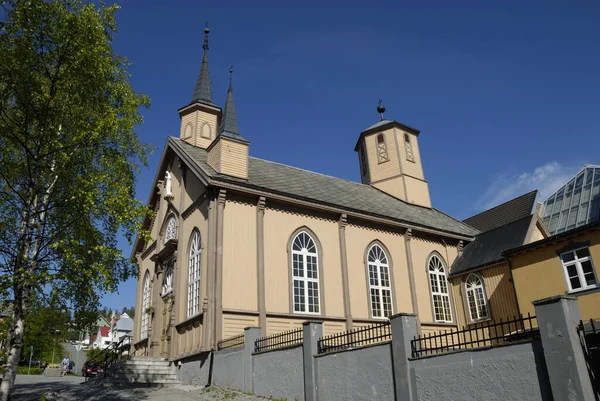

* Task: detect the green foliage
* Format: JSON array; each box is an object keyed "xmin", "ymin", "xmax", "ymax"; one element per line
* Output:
[
  {"xmin": 84, "ymin": 348, "xmax": 105, "ymax": 363},
  {"xmin": 21, "ymin": 301, "xmax": 70, "ymax": 364}
]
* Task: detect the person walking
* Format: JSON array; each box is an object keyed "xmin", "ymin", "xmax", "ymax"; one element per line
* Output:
[{"xmin": 60, "ymin": 356, "xmax": 70, "ymax": 377}]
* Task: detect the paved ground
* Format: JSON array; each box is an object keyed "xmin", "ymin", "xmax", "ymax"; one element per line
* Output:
[{"xmin": 12, "ymin": 375, "xmax": 266, "ymax": 401}]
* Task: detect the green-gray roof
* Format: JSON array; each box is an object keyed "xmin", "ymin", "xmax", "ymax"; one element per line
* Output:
[{"xmin": 172, "ymin": 138, "xmax": 477, "ymax": 237}]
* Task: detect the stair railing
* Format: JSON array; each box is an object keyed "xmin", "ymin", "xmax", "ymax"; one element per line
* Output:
[{"xmin": 97, "ymin": 333, "xmax": 132, "ymax": 375}]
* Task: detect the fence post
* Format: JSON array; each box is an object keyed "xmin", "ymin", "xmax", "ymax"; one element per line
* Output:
[
  {"xmin": 390, "ymin": 313, "xmax": 418, "ymax": 401},
  {"xmin": 302, "ymin": 321, "xmax": 323, "ymax": 401},
  {"xmin": 533, "ymin": 295, "xmax": 595, "ymax": 401},
  {"xmin": 243, "ymin": 326, "xmax": 261, "ymax": 393}
]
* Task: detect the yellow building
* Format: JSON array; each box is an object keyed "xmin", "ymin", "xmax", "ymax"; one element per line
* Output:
[
  {"xmin": 505, "ymin": 220, "xmax": 600, "ymax": 322},
  {"xmin": 131, "ymin": 29, "xmax": 480, "ymax": 360}
]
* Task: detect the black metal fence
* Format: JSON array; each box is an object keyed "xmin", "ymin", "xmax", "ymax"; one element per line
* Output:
[
  {"xmin": 254, "ymin": 328, "xmax": 303, "ymax": 353},
  {"xmin": 317, "ymin": 321, "xmax": 391, "ymax": 354},
  {"xmin": 217, "ymin": 333, "xmax": 245, "ymax": 351},
  {"xmin": 411, "ymin": 314, "xmax": 539, "ymax": 358},
  {"xmin": 577, "ymin": 319, "xmax": 600, "ymax": 398}
]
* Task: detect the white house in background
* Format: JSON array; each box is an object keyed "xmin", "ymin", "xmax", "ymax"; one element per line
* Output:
[
  {"xmin": 111, "ymin": 312, "xmax": 134, "ymax": 346},
  {"xmin": 92, "ymin": 326, "xmax": 111, "ymax": 350}
]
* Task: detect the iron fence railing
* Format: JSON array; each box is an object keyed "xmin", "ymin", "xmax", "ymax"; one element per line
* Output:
[
  {"xmin": 411, "ymin": 314, "xmax": 538, "ymax": 358},
  {"xmin": 217, "ymin": 333, "xmax": 245, "ymax": 350},
  {"xmin": 317, "ymin": 321, "xmax": 391, "ymax": 354},
  {"xmin": 254, "ymin": 328, "xmax": 303, "ymax": 353},
  {"xmin": 577, "ymin": 318, "xmax": 600, "ymax": 396}
]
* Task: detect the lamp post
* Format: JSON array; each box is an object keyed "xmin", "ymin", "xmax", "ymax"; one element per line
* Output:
[{"xmin": 51, "ymin": 329, "xmax": 60, "ymax": 364}]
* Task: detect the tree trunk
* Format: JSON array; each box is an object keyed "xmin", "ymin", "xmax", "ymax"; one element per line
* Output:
[{"xmin": 0, "ymin": 294, "xmax": 26, "ymax": 401}]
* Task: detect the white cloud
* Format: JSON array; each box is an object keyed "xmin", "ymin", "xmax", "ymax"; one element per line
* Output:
[{"xmin": 474, "ymin": 162, "xmax": 580, "ymax": 212}]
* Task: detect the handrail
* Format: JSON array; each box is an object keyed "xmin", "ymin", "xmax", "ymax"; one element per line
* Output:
[{"xmin": 95, "ymin": 333, "xmax": 132, "ymax": 375}]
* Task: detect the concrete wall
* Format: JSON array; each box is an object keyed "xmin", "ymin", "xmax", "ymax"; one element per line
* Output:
[
  {"xmin": 177, "ymin": 351, "xmax": 212, "ymax": 386},
  {"xmin": 316, "ymin": 343, "xmax": 394, "ymax": 401},
  {"xmin": 409, "ymin": 341, "xmax": 552, "ymax": 401},
  {"xmin": 212, "ymin": 347, "xmax": 244, "ymax": 390},
  {"xmin": 252, "ymin": 345, "xmax": 304, "ymax": 401}
]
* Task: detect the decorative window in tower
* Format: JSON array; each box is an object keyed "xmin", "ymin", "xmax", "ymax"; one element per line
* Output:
[
  {"xmin": 164, "ymin": 216, "xmax": 176, "ymax": 243},
  {"xmin": 188, "ymin": 231, "xmax": 202, "ymax": 317},
  {"xmin": 359, "ymin": 147, "xmax": 367, "ymax": 176},
  {"xmin": 405, "ymin": 133, "xmax": 415, "ymax": 162},
  {"xmin": 465, "ymin": 273, "xmax": 489, "ymax": 321},
  {"xmin": 141, "ymin": 271, "xmax": 151, "ymax": 340},
  {"xmin": 291, "ymin": 231, "xmax": 321, "ymax": 314},
  {"xmin": 367, "ymin": 244, "xmax": 393, "ymax": 318},
  {"xmin": 377, "ymin": 134, "xmax": 389, "ymax": 164},
  {"xmin": 428, "ymin": 254, "xmax": 453, "ymax": 322},
  {"xmin": 162, "ymin": 261, "xmax": 174, "ymax": 296}
]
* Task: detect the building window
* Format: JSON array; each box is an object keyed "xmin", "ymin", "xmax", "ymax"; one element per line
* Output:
[
  {"xmin": 141, "ymin": 271, "xmax": 151, "ymax": 340},
  {"xmin": 162, "ymin": 261, "xmax": 174, "ymax": 296},
  {"xmin": 367, "ymin": 244, "xmax": 393, "ymax": 318},
  {"xmin": 188, "ymin": 231, "xmax": 202, "ymax": 317},
  {"xmin": 359, "ymin": 147, "xmax": 367, "ymax": 176},
  {"xmin": 377, "ymin": 134, "xmax": 389, "ymax": 163},
  {"xmin": 164, "ymin": 215, "xmax": 176, "ymax": 243},
  {"xmin": 291, "ymin": 231, "xmax": 320, "ymax": 314},
  {"xmin": 428, "ymin": 254, "xmax": 452, "ymax": 322},
  {"xmin": 561, "ymin": 247, "xmax": 598, "ymax": 292},
  {"xmin": 405, "ymin": 133, "xmax": 415, "ymax": 162},
  {"xmin": 465, "ymin": 273, "xmax": 489, "ymax": 321}
]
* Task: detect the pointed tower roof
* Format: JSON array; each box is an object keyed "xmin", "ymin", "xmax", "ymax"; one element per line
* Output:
[
  {"xmin": 217, "ymin": 67, "xmax": 249, "ymax": 143},
  {"xmin": 190, "ymin": 25, "xmax": 217, "ymax": 107}
]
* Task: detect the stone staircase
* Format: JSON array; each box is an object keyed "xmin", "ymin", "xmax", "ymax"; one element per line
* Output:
[{"xmin": 88, "ymin": 356, "xmax": 180, "ymax": 387}]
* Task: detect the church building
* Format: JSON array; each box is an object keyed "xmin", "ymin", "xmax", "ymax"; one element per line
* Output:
[{"xmin": 131, "ymin": 28, "xmax": 482, "ymax": 361}]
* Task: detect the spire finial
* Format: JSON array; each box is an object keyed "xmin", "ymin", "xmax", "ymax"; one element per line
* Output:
[
  {"xmin": 229, "ymin": 65, "xmax": 233, "ymax": 87},
  {"xmin": 202, "ymin": 21, "xmax": 210, "ymax": 51},
  {"xmin": 190, "ymin": 23, "xmax": 216, "ymax": 106},
  {"xmin": 377, "ymin": 99, "xmax": 386, "ymax": 121}
]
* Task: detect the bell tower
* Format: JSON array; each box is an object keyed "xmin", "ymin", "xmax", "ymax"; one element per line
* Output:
[
  {"xmin": 355, "ymin": 101, "xmax": 432, "ymax": 208},
  {"xmin": 178, "ymin": 25, "xmax": 221, "ymax": 149}
]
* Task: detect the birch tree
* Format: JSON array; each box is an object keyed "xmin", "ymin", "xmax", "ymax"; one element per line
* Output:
[{"xmin": 0, "ymin": 1, "xmax": 152, "ymax": 398}]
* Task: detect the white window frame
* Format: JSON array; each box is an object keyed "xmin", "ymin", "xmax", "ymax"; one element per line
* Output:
[
  {"xmin": 367, "ymin": 244, "xmax": 393, "ymax": 319},
  {"xmin": 164, "ymin": 215, "xmax": 177, "ymax": 243},
  {"xmin": 141, "ymin": 271, "xmax": 151, "ymax": 340},
  {"xmin": 291, "ymin": 231, "xmax": 321, "ymax": 315},
  {"xmin": 428, "ymin": 254, "xmax": 453, "ymax": 323},
  {"xmin": 188, "ymin": 231, "xmax": 202, "ymax": 317},
  {"xmin": 465, "ymin": 273, "xmax": 489, "ymax": 322},
  {"xmin": 162, "ymin": 261, "xmax": 174, "ymax": 296},
  {"xmin": 560, "ymin": 247, "xmax": 598, "ymax": 293}
]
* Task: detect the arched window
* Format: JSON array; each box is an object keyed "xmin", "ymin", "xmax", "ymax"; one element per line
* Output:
[
  {"xmin": 367, "ymin": 244, "xmax": 393, "ymax": 318},
  {"xmin": 465, "ymin": 274, "xmax": 489, "ymax": 321},
  {"xmin": 141, "ymin": 271, "xmax": 151, "ymax": 340},
  {"xmin": 377, "ymin": 134, "xmax": 389, "ymax": 163},
  {"xmin": 162, "ymin": 261, "xmax": 174, "ymax": 296},
  {"xmin": 428, "ymin": 254, "xmax": 452, "ymax": 322},
  {"xmin": 188, "ymin": 231, "xmax": 202, "ymax": 317},
  {"xmin": 291, "ymin": 231, "xmax": 320, "ymax": 314},
  {"xmin": 164, "ymin": 215, "xmax": 176, "ymax": 243}
]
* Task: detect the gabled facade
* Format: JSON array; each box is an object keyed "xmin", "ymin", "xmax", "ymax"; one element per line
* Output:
[{"xmin": 131, "ymin": 29, "xmax": 480, "ymax": 361}]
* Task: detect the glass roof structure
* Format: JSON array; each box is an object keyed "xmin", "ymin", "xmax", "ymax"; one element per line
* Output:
[{"xmin": 541, "ymin": 165, "xmax": 600, "ymax": 235}]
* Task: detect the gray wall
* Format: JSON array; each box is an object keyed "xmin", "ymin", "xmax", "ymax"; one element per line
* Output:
[
  {"xmin": 409, "ymin": 340, "xmax": 552, "ymax": 401},
  {"xmin": 316, "ymin": 342, "xmax": 394, "ymax": 401},
  {"xmin": 253, "ymin": 345, "xmax": 304, "ymax": 401},
  {"xmin": 212, "ymin": 347, "xmax": 244, "ymax": 390},
  {"xmin": 177, "ymin": 351, "xmax": 212, "ymax": 386}
]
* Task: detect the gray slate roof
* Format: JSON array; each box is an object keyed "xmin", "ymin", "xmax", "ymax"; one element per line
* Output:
[
  {"xmin": 173, "ymin": 138, "xmax": 478, "ymax": 237},
  {"xmin": 463, "ymin": 190, "xmax": 538, "ymax": 232},
  {"xmin": 190, "ymin": 50, "xmax": 216, "ymax": 107},
  {"xmin": 115, "ymin": 316, "xmax": 134, "ymax": 332},
  {"xmin": 217, "ymin": 77, "xmax": 248, "ymax": 143},
  {"xmin": 450, "ymin": 215, "xmax": 532, "ymax": 276}
]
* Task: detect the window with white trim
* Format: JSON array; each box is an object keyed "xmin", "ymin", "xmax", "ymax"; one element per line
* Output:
[
  {"xmin": 188, "ymin": 231, "xmax": 202, "ymax": 317},
  {"xmin": 377, "ymin": 134, "xmax": 389, "ymax": 163},
  {"xmin": 428, "ymin": 254, "xmax": 452, "ymax": 322},
  {"xmin": 164, "ymin": 215, "xmax": 176, "ymax": 243},
  {"xmin": 141, "ymin": 271, "xmax": 151, "ymax": 340},
  {"xmin": 367, "ymin": 244, "xmax": 393, "ymax": 318},
  {"xmin": 162, "ymin": 261, "xmax": 174, "ymax": 296},
  {"xmin": 465, "ymin": 273, "xmax": 489, "ymax": 321},
  {"xmin": 561, "ymin": 247, "xmax": 598, "ymax": 292},
  {"xmin": 291, "ymin": 231, "xmax": 320, "ymax": 314}
]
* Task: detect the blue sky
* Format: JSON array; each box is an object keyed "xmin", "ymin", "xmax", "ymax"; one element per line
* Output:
[{"xmin": 101, "ymin": 1, "xmax": 600, "ymax": 310}]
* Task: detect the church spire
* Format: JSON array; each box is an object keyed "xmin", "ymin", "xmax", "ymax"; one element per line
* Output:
[
  {"xmin": 190, "ymin": 24, "xmax": 216, "ymax": 106},
  {"xmin": 217, "ymin": 66, "xmax": 248, "ymax": 142}
]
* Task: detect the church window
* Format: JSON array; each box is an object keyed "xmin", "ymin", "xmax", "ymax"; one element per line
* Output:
[
  {"xmin": 164, "ymin": 215, "xmax": 176, "ymax": 243},
  {"xmin": 428, "ymin": 254, "xmax": 453, "ymax": 322},
  {"xmin": 465, "ymin": 273, "xmax": 489, "ymax": 321},
  {"xmin": 162, "ymin": 261, "xmax": 174, "ymax": 296},
  {"xmin": 367, "ymin": 243, "xmax": 393, "ymax": 318},
  {"xmin": 405, "ymin": 133, "xmax": 415, "ymax": 162},
  {"xmin": 291, "ymin": 231, "xmax": 321, "ymax": 314},
  {"xmin": 188, "ymin": 231, "xmax": 202, "ymax": 317},
  {"xmin": 359, "ymin": 147, "xmax": 367, "ymax": 176},
  {"xmin": 377, "ymin": 134, "xmax": 389, "ymax": 163},
  {"xmin": 141, "ymin": 271, "xmax": 151, "ymax": 340}
]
